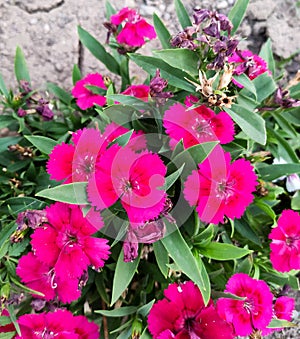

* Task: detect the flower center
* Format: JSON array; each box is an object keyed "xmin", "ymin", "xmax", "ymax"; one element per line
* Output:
[
  {"xmin": 191, "ymin": 117, "xmax": 214, "ymax": 139},
  {"xmin": 122, "ymin": 178, "xmax": 140, "ymax": 194},
  {"xmin": 216, "ymin": 179, "xmax": 235, "ymax": 200},
  {"xmin": 34, "ymin": 328, "xmax": 56, "ymax": 338},
  {"xmin": 285, "ymin": 236, "xmax": 300, "ymax": 248}
]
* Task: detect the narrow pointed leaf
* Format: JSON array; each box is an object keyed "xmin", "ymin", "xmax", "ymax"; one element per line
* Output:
[
  {"xmin": 259, "ymin": 38, "xmax": 275, "ymax": 76},
  {"xmin": 174, "ymin": 0, "xmax": 192, "ymax": 29},
  {"xmin": 14, "ymin": 46, "xmax": 31, "ymax": 84},
  {"xmin": 95, "ymin": 306, "xmax": 137, "ymax": 317},
  {"xmin": 0, "ymin": 73, "xmax": 8, "ymax": 97},
  {"xmin": 198, "ymin": 242, "xmax": 252, "ymax": 260},
  {"xmin": 228, "ymin": 0, "xmax": 249, "ymax": 35},
  {"xmin": 153, "ymin": 240, "xmax": 169, "ymax": 278},
  {"xmin": 25, "ymin": 135, "xmax": 57, "ymax": 155},
  {"xmin": 153, "ymin": 13, "xmax": 172, "ymax": 49},
  {"xmin": 47, "ymin": 82, "xmax": 73, "ymax": 105},
  {"xmin": 72, "ymin": 64, "xmax": 82, "ymax": 84}
]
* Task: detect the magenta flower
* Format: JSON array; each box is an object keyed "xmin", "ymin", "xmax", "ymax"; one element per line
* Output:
[
  {"xmin": 16, "ymin": 252, "xmax": 81, "ymax": 303},
  {"xmin": 184, "ymin": 145, "xmax": 258, "ymax": 224},
  {"xmin": 110, "ymin": 7, "xmax": 156, "ymax": 47},
  {"xmin": 217, "ymin": 273, "xmax": 273, "ymax": 336},
  {"xmin": 121, "ymin": 84, "xmax": 150, "ymax": 101},
  {"xmin": 269, "ymin": 209, "xmax": 300, "ymax": 272},
  {"xmin": 148, "ymin": 281, "xmax": 234, "ymax": 338},
  {"xmin": 88, "ymin": 144, "xmax": 167, "ymax": 224},
  {"xmin": 163, "ymin": 102, "xmax": 234, "ymax": 149},
  {"xmin": 16, "ymin": 309, "xmax": 99, "ymax": 339},
  {"xmin": 228, "ymin": 49, "xmax": 270, "ymax": 87},
  {"xmin": 72, "ymin": 73, "xmax": 107, "ymax": 110},
  {"xmin": 30, "ymin": 202, "xmax": 110, "ymax": 279}
]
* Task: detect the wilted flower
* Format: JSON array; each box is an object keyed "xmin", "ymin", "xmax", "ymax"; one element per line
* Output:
[
  {"xmin": 35, "ymin": 98, "xmax": 54, "ymax": 120},
  {"xmin": 16, "ymin": 209, "xmax": 47, "ymax": 230},
  {"xmin": 150, "ymin": 69, "xmax": 173, "ymax": 104},
  {"xmin": 274, "ymin": 87, "xmax": 300, "ymax": 108},
  {"xmin": 269, "ymin": 209, "xmax": 300, "ymax": 272}
]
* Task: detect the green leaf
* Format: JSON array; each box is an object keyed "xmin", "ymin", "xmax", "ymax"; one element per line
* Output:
[
  {"xmin": 269, "ymin": 128, "xmax": 299, "ymax": 163},
  {"xmin": 153, "ymin": 13, "xmax": 172, "ymax": 49},
  {"xmin": 257, "ymin": 163, "xmax": 300, "ymax": 181},
  {"xmin": 153, "ymin": 49, "xmax": 198, "ymax": 75},
  {"xmin": 7, "ymin": 305, "xmax": 20, "ymax": 336},
  {"xmin": 259, "ymin": 38, "xmax": 275, "ymax": 76},
  {"xmin": 0, "ymin": 316, "xmax": 12, "ymax": 326},
  {"xmin": 107, "ymin": 94, "xmax": 148, "ymax": 110},
  {"xmin": 105, "ymin": 1, "xmax": 116, "ymax": 20},
  {"xmin": 9, "ymin": 276, "xmax": 45, "ymax": 297},
  {"xmin": 0, "ymin": 197, "xmax": 46, "ymax": 215},
  {"xmin": 228, "ymin": 0, "xmax": 249, "ymax": 35},
  {"xmin": 193, "ymin": 223, "xmax": 215, "ymax": 246},
  {"xmin": 291, "ymin": 190, "xmax": 300, "ymax": 210},
  {"xmin": 128, "ymin": 54, "xmax": 195, "ymax": 92},
  {"xmin": 0, "ymin": 73, "xmax": 9, "ymax": 97},
  {"xmin": 161, "ymin": 220, "xmax": 211, "ymax": 305},
  {"xmin": 169, "ymin": 141, "xmax": 218, "ymax": 177},
  {"xmin": 273, "ymin": 111, "xmax": 298, "ymax": 138},
  {"xmin": 110, "ymin": 130, "xmax": 134, "ymax": 147},
  {"xmin": 47, "ymin": 82, "xmax": 73, "ymax": 105},
  {"xmin": 234, "ymin": 218, "xmax": 262, "ymax": 246},
  {"xmin": 198, "ymin": 242, "xmax": 252, "ymax": 260},
  {"xmin": 165, "ymin": 164, "xmax": 185, "ymax": 190},
  {"xmin": 78, "ymin": 26, "xmax": 120, "ymax": 75},
  {"xmin": 0, "ymin": 332, "xmax": 16, "ymax": 339},
  {"xmin": 72, "ymin": 64, "xmax": 82, "ymax": 84},
  {"xmin": 111, "ymin": 250, "xmax": 140, "ymax": 306},
  {"xmin": 233, "ymin": 74, "xmax": 257, "ymax": 99},
  {"xmin": 14, "ymin": 46, "xmax": 30, "ymax": 84},
  {"xmin": 153, "ymin": 240, "xmax": 169, "ymax": 278},
  {"xmin": 174, "ymin": 0, "xmax": 192, "ymax": 29},
  {"xmin": 0, "ymin": 136, "xmax": 22, "ymax": 153},
  {"xmin": 225, "ymin": 105, "xmax": 266, "ymax": 145},
  {"xmin": 36, "ymin": 183, "xmax": 88, "ymax": 205},
  {"xmin": 103, "ymin": 104, "xmax": 136, "ymax": 126},
  {"xmin": 8, "ymin": 239, "xmax": 30, "ymax": 257},
  {"xmin": 267, "ymin": 319, "xmax": 297, "ymax": 329},
  {"xmin": 25, "ymin": 135, "xmax": 57, "ymax": 155},
  {"xmin": 95, "ymin": 306, "xmax": 137, "ymax": 317},
  {"xmin": 252, "ymin": 72, "xmax": 276, "ymax": 103},
  {"xmin": 137, "ymin": 300, "xmax": 155, "ymax": 317}
]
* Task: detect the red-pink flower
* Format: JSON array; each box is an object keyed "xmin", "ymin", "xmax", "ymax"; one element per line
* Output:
[
  {"xmin": 216, "ymin": 273, "xmax": 273, "ymax": 336},
  {"xmin": 121, "ymin": 84, "xmax": 150, "ymax": 101},
  {"xmin": 148, "ymin": 281, "xmax": 234, "ymax": 338},
  {"xmin": 269, "ymin": 209, "xmax": 300, "ymax": 272},
  {"xmin": 30, "ymin": 202, "xmax": 110, "ymax": 279},
  {"xmin": 16, "ymin": 252, "xmax": 81, "ymax": 303},
  {"xmin": 184, "ymin": 145, "xmax": 258, "ymax": 224},
  {"xmin": 88, "ymin": 144, "xmax": 167, "ymax": 224},
  {"xmin": 72, "ymin": 73, "xmax": 107, "ymax": 110},
  {"xmin": 228, "ymin": 49, "xmax": 270, "ymax": 87},
  {"xmin": 110, "ymin": 7, "xmax": 156, "ymax": 47},
  {"xmin": 163, "ymin": 102, "xmax": 234, "ymax": 149},
  {"xmin": 16, "ymin": 309, "xmax": 99, "ymax": 339}
]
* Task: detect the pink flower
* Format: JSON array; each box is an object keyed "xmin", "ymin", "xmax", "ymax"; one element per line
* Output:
[
  {"xmin": 228, "ymin": 49, "xmax": 270, "ymax": 87},
  {"xmin": 148, "ymin": 281, "xmax": 234, "ymax": 338},
  {"xmin": 16, "ymin": 309, "xmax": 99, "ymax": 339},
  {"xmin": 110, "ymin": 7, "xmax": 156, "ymax": 47},
  {"xmin": 121, "ymin": 84, "xmax": 150, "ymax": 101},
  {"xmin": 30, "ymin": 202, "xmax": 110, "ymax": 279},
  {"xmin": 184, "ymin": 145, "xmax": 258, "ymax": 224},
  {"xmin": 88, "ymin": 144, "xmax": 167, "ymax": 224},
  {"xmin": 269, "ymin": 209, "xmax": 300, "ymax": 272},
  {"xmin": 164, "ymin": 102, "xmax": 234, "ymax": 149},
  {"xmin": 72, "ymin": 73, "xmax": 107, "ymax": 110},
  {"xmin": 16, "ymin": 252, "xmax": 81, "ymax": 303},
  {"xmin": 217, "ymin": 273, "xmax": 273, "ymax": 336}
]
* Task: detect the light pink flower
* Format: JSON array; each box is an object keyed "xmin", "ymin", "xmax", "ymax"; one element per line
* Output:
[
  {"xmin": 228, "ymin": 49, "xmax": 270, "ymax": 87},
  {"xmin": 111, "ymin": 7, "xmax": 156, "ymax": 47},
  {"xmin": 184, "ymin": 145, "xmax": 258, "ymax": 224},
  {"xmin": 121, "ymin": 84, "xmax": 150, "ymax": 101},
  {"xmin": 16, "ymin": 309, "xmax": 99, "ymax": 339},
  {"xmin": 88, "ymin": 144, "xmax": 167, "ymax": 223},
  {"xmin": 148, "ymin": 281, "xmax": 234, "ymax": 338},
  {"xmin": 16, "ymin": 252, "xmax": 81, "ymax": 303},
  {"xmin": 217, "ymin": 273, "xmax": 273, "ymax": 336},
  {"xmin": 72, "ymin": 73, "xmax": 107, "ymax": 110},
  {"xmin": 164, "ymin": 102, "xmax": 234, "ymax": 149},
  {"xmin": 269, "ymin": 209, "xmax": 300, "ymax": 272},
  {"xmin": 30, "ymin": 202, "xmax": 110, "ymax": 279}
]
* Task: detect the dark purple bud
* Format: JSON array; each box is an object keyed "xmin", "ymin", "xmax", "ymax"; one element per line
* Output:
[
  {"xmin": 225, "ymin": 38, "xmax": 239, "ymax": 56},
  {"xmin": 217, "ymin": 14, "xmax": 233, "ymax": 35},
  {"xmin": 203, "ymin": 21, "xmax": 219, "ymax": 37},
  {"xmin": 150, "ymin": 69, "xmax": 168, "ymax": 95},
  {"xmin": 16, "ymin": 209, "xmax": 48, "ymax": 230},
  {"xmin": 123, "ymin": 229, "xmax": 139, "ymax": 262},
  {"xmin": 193, "ymin": 8, "xmax": 211, "ymax": 25},
  {"xmin": 17, "ymin": 108, "xmax": 27, "ymax": 117},
  {"xmin": 19, "ymin": 80, "xmax": 32, "ymax": 94},
  {"xmin": 41, "ymin": 105, "xmax": 54, "ymax": 120},
  {"xmin": 274, "ymin": 87, "xmax": 300, "ymax": 108}
]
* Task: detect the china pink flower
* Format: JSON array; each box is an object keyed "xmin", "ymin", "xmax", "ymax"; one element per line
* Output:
[
  {"xmin": 216, "ymin": 273, "xmax": 273, "ymax": 336},
  {"xmin": 72, "ymin": 73, "xmax": 107, "ymax": 109},
  {"xmin": 228, "ymin": 49, "xmax": 270, "ymax": 87},
  {"xmin": 111, "ymin": 7, "xmax": 156, "ymax": 47},
  {"xmin": 184, "ymin": 145, "xmax": 258, "ymax": 224},
  {"xmin": 148, "ymin": 281, "xmax": 234, "ymax": 338},
  {"xmin": 88, "ymin": 144, "xmax": 167, "ymax": 223},
  {"xmin": 269, "ymin": 209, "xmax": 300, "ymax": 272},
  {"xmin": 164, "ymin": 102, "xmax": 234, "ymax": 149},
  {"xmin": 16, "ymin": 309, "xmax": 99, "ymax": 339},
  {"xmin": 16, "ymin": 252, "xmax": 81, "ymax": 303},
  {"xmin": 121, "ymin": 84, "xmax": 150, "ymax": 101},
  {"xmin": 30, "ymin": 202, "xmax": 110, "ymax": 279}
]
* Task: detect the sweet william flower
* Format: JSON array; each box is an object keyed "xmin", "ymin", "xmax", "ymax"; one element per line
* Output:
[
  {"xmin": 72, "ymin": 73, "xmax": 107, "ymax": 110},
  {"xmin": 184, "ymin": 145, "xmax": 258, "ymax": 224},
  {"xmin": 216, "ymin": 273, "xmax": 273, "ymax": 336},
  {"xmin": 121, "ymin": 84, "xmax": 150, "ymax": 101},
  {"xmin": 269, "ymin": 209, "xmax": 300, "ymax": 272},
  {"xmin": 30, "ymin": 202, "xmax": 110, "ymax": 279},
  {"xmin": 110, "ymin": 7, "xmax": 156, "ymax": 47},
  {"xmin": 148, "ymin": 281, "xmax": 234, "ymax": 338}
]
